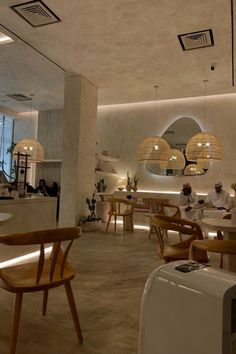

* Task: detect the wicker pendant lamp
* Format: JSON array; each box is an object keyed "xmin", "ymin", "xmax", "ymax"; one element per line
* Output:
[
  {"xmin": 186, "ymin": 80, "xmax": 222, "ymax": 162},
  {"xmin": 167, "ymin": 149, "xmax": 185, "ymax": 170},
  {"xmin": 184, "ymin": 163, "xmax": 205, "ymax": 176},
  {"xmin": 137, "ymin": 85, "xmax": 171, "ymax": 164},
  {"xmin": 197, "ymin": 158, "xmax": 210, "ymax": 169},
  {"xmin": 13, "ymin": 138, "xmax": 44, "ymax": 163}
]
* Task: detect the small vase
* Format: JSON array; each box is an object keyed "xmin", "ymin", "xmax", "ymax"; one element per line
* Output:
[
  {"xmin": 126, "ymin": 185, "xmax": 132, "ymax": 191},
  {"xmin": 132, "ymin": 186, "xmax": 137, "ymax": 192}
]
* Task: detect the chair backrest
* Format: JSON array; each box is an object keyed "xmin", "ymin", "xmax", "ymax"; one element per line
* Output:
[
  {"xmin": 108, "ymin": 198, "xmax": 134, "ymax": 215},
  {"xmin": 190, "ymin": 239, "xmax": 236, "ymax": 263},
  {"xmin": 151, "ymin": 214, "xmax": 205, "ymax": 261},
  {"xmin": 223, "ymin": 213, "xmax": 231, "ymax": 219},
  {"xmin": 150, "ymin": 202, "xmax": 181, "ymax": 218},
  {"xmin": 150, "ymin": 214, "xmax": 203, "ymax": 239},
  {"xmin": 0, "ymin": 227, "xmax": 81, "ymax": 284}
]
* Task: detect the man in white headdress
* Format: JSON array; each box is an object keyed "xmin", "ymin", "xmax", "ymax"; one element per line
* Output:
[
  {"xmin": 205, "ymin": 182, "xmax": 231, "ymax": 210},
  {"xmin": 179, "ymin": 183, "xmax": 198, "ymax": 210}
]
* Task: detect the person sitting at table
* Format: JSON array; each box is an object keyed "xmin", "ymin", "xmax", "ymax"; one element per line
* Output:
[
  {"xmin": 205, "ymin": 181, "xmax": 231, "ymax": 211},
  {"xmin": 35, "ymin": 179, "xmax": 49, "ymax": 196},
  {"xmin": 179, "ymin": 183, "xmax": 198, "ymax": 212}
]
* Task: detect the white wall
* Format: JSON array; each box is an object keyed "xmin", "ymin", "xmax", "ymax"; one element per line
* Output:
[{"xmin": 97, "ymin": 93, "xmax": 236, "ymax": 194}]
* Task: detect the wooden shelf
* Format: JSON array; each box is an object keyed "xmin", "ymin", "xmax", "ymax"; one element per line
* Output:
[
  {"xmin": 97, "ymin": 155, "xmax": 119, "ymax": 162},
  {"xmin": 40, "ymin": 159, "xmax": 62, "ymax": 163},
  {"xmin": 95, "ymin": 170, "xmax": 117, "ymax": 177}
]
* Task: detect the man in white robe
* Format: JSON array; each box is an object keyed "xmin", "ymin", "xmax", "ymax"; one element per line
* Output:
[{"xmin": 206, "ymin": 182, "xmax": 231, "ymax": 211}]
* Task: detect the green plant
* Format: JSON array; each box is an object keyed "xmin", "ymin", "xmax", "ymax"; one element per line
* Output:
[
  {"xmin": 95, "ymin": 179, "xmax": 107, "ymax": 193},
  {"xmin": 86, "ymin": 193, "xmax": 97, "ymax": 220},
  {"xmin": 134, "ymin": 176, "xmax": 139, "ymax": 186},
  {"xmin": 126, "ymin": 172, "xmax": 132, "ymax": 186}
]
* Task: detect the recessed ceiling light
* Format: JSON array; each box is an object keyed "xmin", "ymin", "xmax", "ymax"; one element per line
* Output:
[{"xmin": 0, "ymin": 31, "xmax": 14, "ymax": 45}]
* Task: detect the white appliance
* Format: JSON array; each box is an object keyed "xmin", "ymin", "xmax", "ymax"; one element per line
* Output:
[{"xmin": 139, "ymin": 261, "xmax": 236, "ymax": 354}]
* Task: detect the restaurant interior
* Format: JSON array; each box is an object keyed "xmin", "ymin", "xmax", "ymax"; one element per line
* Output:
[{"xmin": 0, "ymin": 1, "xmax": 236, "ymax": 353}]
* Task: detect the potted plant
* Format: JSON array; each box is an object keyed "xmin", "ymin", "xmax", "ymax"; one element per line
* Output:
[
  {"xmin": 132, "ymin": 176, "xmax": 140, "ymax": 192},
  {"xmin": 126, "ymin": 172, "xmax": 132, "ymax": 191},
  {"xmin": 80, "ymin": 193, "xmax": 102, "ymax": 231}
]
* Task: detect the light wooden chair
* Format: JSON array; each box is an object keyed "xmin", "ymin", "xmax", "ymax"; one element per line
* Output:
[
  {"xmin": 105, "ymin": 198, "xmax": 134, "ymax": 234},
  {"xmin": 190, "ymin": 239, "xmax": 236, "ymax": 268},
  {"xmin": 149, "ymin": 202, "xmax": 182, "ymax": 241},
  {"xmin": 0, "ymin": 227, "xmax": 83, "ymax": 354},
  {"xmin": 150, "ymin": 214, "xmax": 204, "ymax": 263}
]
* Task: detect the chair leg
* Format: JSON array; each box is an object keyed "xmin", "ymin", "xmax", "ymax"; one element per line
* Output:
[
  {"xmin": 114, "ymin": 216, "xmax": 117, "ymax": 232},
  {"xmin": 10, "ymin": 293, "xmax": 23, "ymax": 354},
  {"xmin": 42, "ymin": 289, "xmax": 48, "ymax": 316},
  {"xmin": 179, "ymin": 232, "xmax": 183, "ymax": 242},
  {"xmin": 105, "ymin": 214, "xmax": 112, "ymax": 233},
  {"xmin": 64, "ymin": 282, "xmax": 83, "ymax": 344},
  {"xmin": 220, "ymin": 254, "xmax": 224, "ymax": 268},
  {"xmin": 130, "ymin": 215, "xmax": 134, "ymax": 232}
]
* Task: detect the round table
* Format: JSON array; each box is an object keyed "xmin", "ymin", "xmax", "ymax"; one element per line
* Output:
[
  {"xmin": 201, "ymin": 217, "xmax": 236, "ymax": 272},
  {"xmin": 0, "ymin": 213, "xmax": 12, "ymax": 227}
]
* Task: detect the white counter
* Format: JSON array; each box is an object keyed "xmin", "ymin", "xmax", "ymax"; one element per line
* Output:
[{"xmin": 0, "ymin": 196, "xmax": 57, "ymax": 233}]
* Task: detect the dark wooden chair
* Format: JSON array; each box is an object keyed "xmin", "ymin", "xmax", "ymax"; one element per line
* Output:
[
  {"xmin": 150, "ymin": 214, "xmax": 205, "ymax": 263},
  {"xmin": 105, "ymin": 198, "xmax": 134, "ymax": 234},
  {"xmin": 0, "ymin": 227, "xmax": 83, "ymax": 354},
  {"xmin": 216, "ymin": 213, "xmax": 231, "ymax": 267}
]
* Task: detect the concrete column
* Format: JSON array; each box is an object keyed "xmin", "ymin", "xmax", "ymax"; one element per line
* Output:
[{"xmin": 59, "ymin": 75, "xmax": 98, "ymax": 227}]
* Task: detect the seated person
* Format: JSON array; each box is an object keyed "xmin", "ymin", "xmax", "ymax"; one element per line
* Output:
[
  {"xmin": 48, "ymin": 181, "xmax": 60, "ymax": 197},
  {"xmin": 35, "ymin": 179, "xmax": 49, "ymax": 196},
  {"xmin": 179, "ymin": 183, "xmax": 198, "ymax": 211},
  {"xmin": 26, "ymin": 182, "xmax": 35, "ymax": 193},
  {"xmin": 205, "ymin": 182, "xmax": 231, "ymax": 211}
]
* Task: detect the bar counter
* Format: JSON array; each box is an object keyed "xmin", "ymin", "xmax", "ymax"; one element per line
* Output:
[{"xmin": 0, "ymin": 196, "xmax": 57, "ymax": 234}]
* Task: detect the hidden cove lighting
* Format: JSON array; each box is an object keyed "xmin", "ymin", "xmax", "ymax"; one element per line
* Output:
[{"xmin": 0, "ymin": 31, "xmax": 14, "ymax": 44}]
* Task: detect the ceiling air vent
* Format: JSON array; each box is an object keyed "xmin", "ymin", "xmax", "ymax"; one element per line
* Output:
[
  {"xmin": 178, "ymin": 29, "xmax": 214, "ymax": 51},
  {"xmin": 11, "ymin": 0, "xmax": 61, "ymax": 27},
  {"xmin": 7, "ymin": 94, "xmax": 32, "ymax": 101}
]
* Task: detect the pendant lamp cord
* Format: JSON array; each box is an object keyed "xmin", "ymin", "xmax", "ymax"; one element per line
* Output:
[
  {"xmin": 203, "ymin": 79, "xmax": 208, "ymax": 133},
  {"xmin": 154, "ymin": 85, "xmax": 159, "ymax": 135}
]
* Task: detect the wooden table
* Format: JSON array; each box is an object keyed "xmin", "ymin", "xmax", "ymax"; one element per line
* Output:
[{"xmin": 201, "ymin": 217, "xmax": 236, "ymax": 271}]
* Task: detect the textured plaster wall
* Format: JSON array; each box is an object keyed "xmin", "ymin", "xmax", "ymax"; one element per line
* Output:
[
  {"xmin": 36, "ymin": 109, "xmax": 63, "ymax": 185},
  {"xmin": 97, "ymin": 94, "xmax": 236, "ymax": 194}
]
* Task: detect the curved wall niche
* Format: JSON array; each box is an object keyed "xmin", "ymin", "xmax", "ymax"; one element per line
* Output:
[{"xmin": 146, "ymin": 117, "xmax": 208, "ymax": 176}]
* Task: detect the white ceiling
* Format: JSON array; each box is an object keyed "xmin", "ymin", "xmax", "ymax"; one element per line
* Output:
[{"xmin": 0, "ymin": 0, "xmax": 235, "ymax": 113}]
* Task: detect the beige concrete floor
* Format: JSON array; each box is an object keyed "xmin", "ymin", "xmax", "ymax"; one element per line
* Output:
[{"xmin": 0, "ymin": 226, "xmax": 164, "ymax": 354}]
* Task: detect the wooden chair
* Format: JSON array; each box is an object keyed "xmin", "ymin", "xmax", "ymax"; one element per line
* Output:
[
  {"xmin": 190, "ymin": 239, "xmax": 236, "ymax": 268},
  {"xmin": 215, "ymin": 213, "xmax": 231, "ymax": 267},
  {"xmin": 105, "ymin": 198, "xmax": 134, "ymax": 234},
  {"xmin": 149, "ymin": 202, "xmax": 182, "ymax": 241},
  {"xmin": 0, "ymin": 227, "xmax": 83, "ymax": 354},
  {"xmin": 150, "ymin": 214, "xmax": 204, "ymax": 263}
]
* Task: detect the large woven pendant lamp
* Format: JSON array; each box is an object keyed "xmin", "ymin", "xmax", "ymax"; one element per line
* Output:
[
  {"xmin": 13, "ymin": 138, "xmax": 44, "ymax": 162},
  {"xmin": 137, "ymin": 85, "xmax": 171, "ymax": 165},
  {"xmin": 186, "ymin": 80, "xmax": 222, "ymax": 162},
  {"xmin": 197, "ymin": 158, "xmax": 210, "ymax": 169},
  {"xmin": 167, "ymin": 149, "xmax": 185, "ymax": 170}
]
